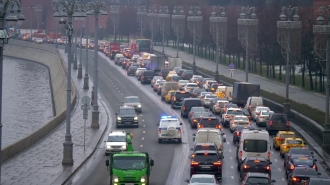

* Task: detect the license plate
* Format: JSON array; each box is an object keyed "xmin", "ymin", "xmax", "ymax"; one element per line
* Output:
[
  {"xmin": 200, "ymin": 165, "xmax": 211, "ymax": 168},
  {"xmin": 162, "ymin": 134, "xmax": 168, "ymax": 136},
  {"xmin": 125, "ymin": 184, "xmax": 134, "ymax": 185},
  {"xmin": 301, "ymin": 180, "xmax": 307, "ymax": 183},
  {"xmin": 125, "ymin": 122, "xmax": 131, "ymax": 124}
]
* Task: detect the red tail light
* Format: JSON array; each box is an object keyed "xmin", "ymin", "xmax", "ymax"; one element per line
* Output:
[
  {"xmin": 277, "ymin": 138, "xmax": 283, "ymax": 140},
  {"xmin": 239, "ymin": 151, "xmax": 242, "ymax": 159},
  {"xmin": 213, "ymin": 161, "xmax": 222, "ymax": 166},
  {"xmin": 267, "ymin": 152, "xmax": 270, "ymax": 159},
  {"xmin": 243, "ymin": 165, "xmax": 249, "ymax": 169},
  {"xmin": 216, "ymin": 104, "xmax": 220, "ymax": 107},
  {"xmin": 259, "ymin": 116, "xmax": 264, "ymax": 118},
  {"xmin": 269, "ymin": 120, "xmax": 273, "ymax": 126},
  {"xmin": 266, "ymin": 166, "xmax": 270, "ymax": 170},
  {"xmin": 173, "ymin": 97, "xmax": 177, "ymax": 101},
  {"xmin": 183, "ymin": 106, "xmax": 186, "ymax": 110},
  {"xmin": 197, "ymin": 124, "xmax": 203, "ymax": 128},
  {"xmin": 313, "ymin": 165, "xmax": 316, "ymax": 169},
  {"xmin": 193, "ymin": 119, "xmax": 197, "ymax": 122},
  {"xmin": 292, "ymin": 177, "xmax": 300, "ymax": 182},
  {"xmin": 286, "ymin": 121, "xmax": 290, "ymax": 126},
  {"xmin": 191, "ymin": 161, "xmax": 199, "ymax": 166},
  {"xmin": 236, "ymin": 132, "xmax": 241, "ymax": 136},
  {"xmin": 225, "ymin": 115, "xmax": 230, "ymax": 118},
  {"xmin": 216, "ymin": 125, "xmax": 222, "ymax": 129}
]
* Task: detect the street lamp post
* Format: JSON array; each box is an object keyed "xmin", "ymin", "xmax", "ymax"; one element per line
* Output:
[
  {"xmin": 86, "ymin": 2, "xmax": 108, "ymax": 128},
  {"xmin": 136, "ymin": 6, "xmax": 147, "ymax": 38},
  {"xmin": 110, "ymin": 6, "xmax": 119, "ymax": 41},
  {"xmin": 187, "ymin": 6, "xmax": 203, "ymax": 74},
  {"xmin": 171, "ymin": 6, "xmax": 185, "ymax": 58},
  {"xmin": 313, "ymin": 5, "xmax": 330, "ymax": 150},
  {"xmin": 73, "ymin": 18, "xmax": 78, "ymax": 69},
  {"xmin": 158, "ymin": 6, "xmax": 170, "ymax": 54},
  {"xmin": 76, "ymin": 8, "xmax": 87, "ymax": 79},
  {"xmin": 33, "ymin": 4, "xmax": 42, "ymax": 30},
  {"xmin": 210, "ymin": 6, "xmax": 227, "ymax": 83},
  {"xmin": 277, "ymin": 6, "xmax": 301, "ymax": 116},
  {"xmin": 237, "ymin": 6, "xmax": 258, "ymax": 82},
  {"xmin": 0, "ymin": 1, "xmax": 24, "ymax": 182},
  {"xmin": 83, "ymin": 10, "xmax": 92, "ymax": 90},
  {"xmin": 147, "ymin": 5, "xmax": 158, "ymax": 52},
  {"xmin": 54, "ymin": 0, "xmax": 83, "ymax": 165}
]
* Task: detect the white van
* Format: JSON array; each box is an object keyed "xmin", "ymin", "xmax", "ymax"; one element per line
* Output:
[
  {"xmin": 225, "ymin": 86, "xmax": 233, "ymax": 102},
  {"xmin": 192, "ymin": 128, "xmax": 226, "ymax": 151},
  {"xmin": 236, "ymin": 129, "xmax": 270, "ymax": 169},
  {"xmin": 245, "ymin": 96, "xmax": 263, "ymax": 113}
]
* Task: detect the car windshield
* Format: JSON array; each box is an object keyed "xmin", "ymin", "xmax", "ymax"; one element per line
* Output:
[
  {"xmin": 227, "ymin": 110, "xmax": 243, "ymax": 115},
  {"xmin": 184, "ymin": 70, "xmax": 193, "ymax": 74},
  {"xmin": 191, "ymin": 107, "xmax": 205, "ymax": 112},
  {"xmin": 225, "ymin": 104, "xmax": 238, "ymax": 108},
  {"xmin": 246, "ymin": 177, "xmax": 269, "ymax": 184},
  {"xmin": 191, "ymin": 177, "xmax": 215, "ymax": 183},
  {"xmin": 113, "ymin": 156, "xmax": 146, "ymax": 170},
  {"xmin": 286, "ymin": 140, "xmax": 303, "ymax": 144},
  {"xmin": 243, "ymin": 140, "xmax": 268, "ymax": 153},
  {"xmin": 119, "ymin": 109, "xmax": 135, "ymax": 114},
  {"xmin": 235, "ymin": 116, "xmax": 249, "ymax": 121},
  {"xmin": 107, "ymin": 135, "xmax": 126, "ymax": 142},
  {"xmin": 194, "ymin": 153, "xmax": 218, "ymax": 161},
  {"xmin": 194, "ymin": 112, "xmax": 211, "ymax": 118},
  {"xmin": 124, "ymin": 97, "xmax": 140, "ymax": 103},
  {"xmin": 292, "ymin": 157, "xmax": 314, "ymax": 166},
  {"xmin": 205, "ymin": 95, "xmax": 217, "ymax": 99},
  {"xmin": 261, "ymin": 111, "xmax": 271, "ymax": 115},
  {"xmin": 179, "ymin": 80, "xmax": 189, "ymax": 85},
  {"xmin": 160, "ymin": 120, "xmax": 178, "ymax": 127},
  {"xmin": 200, "ymin": 119, "xmax": 219, "ymax": 127}
]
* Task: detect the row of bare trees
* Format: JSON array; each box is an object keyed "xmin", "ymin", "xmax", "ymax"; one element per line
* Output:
[{"xmin": 103, "ymin": 1, "xmax": 325, "ymax": 92}]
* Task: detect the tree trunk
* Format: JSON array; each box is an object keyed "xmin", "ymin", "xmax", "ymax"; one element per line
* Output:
[
  {"xmin": 279, "ymin": 64, "xmax": 282, "ymax": 81},
  {"xmin": 302, "ymin": 59, "xmax": 305, "ymax": 88},
  {"xmin": 319, "ymin": 67, "xmax": 322, "ymax": 92},
  {"xmin": 308, "ymin": 60, "xmax": 314, "ymax": 90}
]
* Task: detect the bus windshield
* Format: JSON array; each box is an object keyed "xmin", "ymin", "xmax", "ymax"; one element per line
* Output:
[
  {"xmin": 113, "ymin": 156, "xmax": 146, "ymax": 170},
  {"xmin": 243, "ymin": 140, "xmax": 268, "ymax": 153}
]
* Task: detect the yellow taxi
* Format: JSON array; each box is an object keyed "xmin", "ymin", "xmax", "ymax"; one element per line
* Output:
[
  {"xmin": 165, "ymin": 90, "xmax": 176, "ymax": 104},
  {"xmin": 280, "ymin": 137, "xmax": 305, "ymax": 158},
  {"xmin": 272, "ymin": 131, "xmax": 296, "ymax": 150}
]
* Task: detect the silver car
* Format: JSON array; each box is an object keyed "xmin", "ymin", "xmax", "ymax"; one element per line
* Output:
[
  {"xmin": 202, "ymin": 95, "xmax": 218, "ymax": 108},
  {"xmin": 122, "ymin": 96, "xmax": 142, "ymax": 113},
  {"xmin": 256, "ymin": 111, "xmax": 273, "ymax": 126},
  {"xmin": 184, "ymin": 174, "xmax": 219, "ymax": 185}
]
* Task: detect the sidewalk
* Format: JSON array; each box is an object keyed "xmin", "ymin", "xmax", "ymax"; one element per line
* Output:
[
  {"xmin": 0, "ymin": 49, "xmax": 109, "ymax": 185},
  {"xmin": 154, "ymin": 46, "xmax": 326, "ymax": 113}
]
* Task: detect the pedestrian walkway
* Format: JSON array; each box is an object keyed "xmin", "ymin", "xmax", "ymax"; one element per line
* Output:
[
  {"xmin": 0, "ymin": 49, "xmax": 109, "ymax": 185},
  {"xmin": 154, "ymin": 46, "xmax": 326, "ymax": 113}
]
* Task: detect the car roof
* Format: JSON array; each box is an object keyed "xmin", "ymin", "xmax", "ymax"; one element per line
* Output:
[
  {"xmin": 228, "ymin": 108, "xmax": 242, "ymax": 111},
  {"xmin": 125, "ymin": 96, "xmax": 139, "ymax": 98},
  {"xmin": 200, "ymin": 117, "xmax": 218, "ymax": 119},
  {"xmin": 119, "ymin": 106, "xmax": 135, "ymax": 109},
  {"xmin": 187, "ymin": 83, "xmax": 198, "ymax": 85},
  {"xmin": 191, "ymin": 174, "xmax": 215, "ymax": 178},
  {"xmin": 108, "ymin": 131, "xmax": 126, "ymax": 136},
  {"xmin": 278, "ymin": 131, "xmax": 295, "ymax": 134},
  {"xmin": 197, "ymin": 128, "xmax": 221, "ymax": 133},
  {"xmin": 183, "ymin": 98, "xmax": 200, "ymax": 101},
  {"xmin": 195, "ymin": 142, "xmax": 216, "ymax": 146},
  {"xmin": 246, "ymin": 172, "xmax": 270, "ymax": 178},
  {"xmin": 194, "ymin": 150, "xmax": 217, "ymax": 154},
  {"xmin": 245, "ymin": 157, "xmax": 268, "ymax": 161}
]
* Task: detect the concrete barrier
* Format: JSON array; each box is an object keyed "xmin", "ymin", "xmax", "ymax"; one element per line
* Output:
[{"xmin": 1, "ymin": 40, "xmax": 76, "ymax": 162}]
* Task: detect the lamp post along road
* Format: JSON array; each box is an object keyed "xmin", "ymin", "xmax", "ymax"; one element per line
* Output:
[
  {"xmin": 277, "ymin": 6, "xmax": 301, "ymax": 116},
  {"xmin": 0, "ymin": 1, "xmax": 24, "ymax": 181},
  {"xmin": 83, "ymin": 11, "xmax": 92, "ymax": 89},
  {"xmin": 313, "ymin": 5, "xmax": 330, "ymax": 150},
  {"xmin": 110, "ymin": 6, "xmax": 119, "ymax": 41},
  {"xmin": 147, "ymin": 5, "xmax": 158, "ymax": 52},
  {"xmin": 158, "ymin": 6, "xmax": 170, "ymax": 54},
  {"xmin": 187, "ymin": 6, "xmax": 203, "ymax": 74},
  {"xmin": 87, "ymin": 2, "xmax": 108, "ymax": 128},
  {"xmin": 136, "ymin": 6, "xmax": 147, "ymax": 38},
  {"xmin": 73, "ymin": 19, "xmax": 78, "ymax": 69},
  {"xmin": 77, "ymin": 8, "xmax": 86, "ymax": 79},
  {"xmin": 171, "ymin": 6, "xmax": 185, "ymax": 58},
  {"xmin": 237, "ymin": 6, "xmax": 258, "ymax": 82},
  {"xmin": 54, "ymin": 0, "xmax": 83, "ymax": 165},
  {"xmin": 210, "ymin": 6, "xmax": 227, "ymax": 82}
]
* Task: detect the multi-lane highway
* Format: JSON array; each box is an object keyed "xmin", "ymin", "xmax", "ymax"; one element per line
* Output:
[{"xmin": 65, "ymin": 49, "xmax": 329, "ymax": 185}]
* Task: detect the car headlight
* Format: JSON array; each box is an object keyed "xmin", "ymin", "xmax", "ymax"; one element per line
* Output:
[
  {"xmin": 114, "ymin": 176, "xmax": 119, "ymax": 182},
  {"xmin": 121, "ymin": 145, "xmax": 126, "ymax": 149},
  {"xmin": 141, "ymin": 177, "xmax": 146, "ymax": 182},
  {"xmin": 106, "ymin": 145, "xmax": 111, "ymax": 148},
  {"xmin": 117, "ymin": 117, "xmax": 122, "ymax": 120},
  {"xmin": 134, "ymin": 117, "xmax": 138, "ymax": 120},
  {"xmin": 138, "ymin": 105, "xmax": 141, "ymax": 108}
]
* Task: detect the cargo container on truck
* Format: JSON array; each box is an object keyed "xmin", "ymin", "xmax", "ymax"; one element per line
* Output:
[
  {"xmin": 109, "ymin": 42, "xmax": 121, "ymax": 60},
  {"xmin": 168, "ymin": 57, "xmax": 183, "ymax": 69},
  {"xmin": 232, "ymin": 82, "xmax": 260, "ymax": 107},
  {"xmin": 146, "ymin": 55, "xmax": 165, "ymax": 72}
]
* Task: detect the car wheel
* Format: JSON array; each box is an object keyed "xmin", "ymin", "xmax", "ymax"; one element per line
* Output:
[
  {"xmin": 181, "ymin": 112, "xmax": 183, "ymax": 117},
  {"xmin": 171, "ymin": 104, "xmax": 174, "ymax": 109},
  {"xmin": 178, "ymin": 138, "xmax": 182, "ymax": 143},
  {"xmin": 237, "ymin": 164, "xmax": 240, "ymax": 171},
  {"xmin": 158, "ymin": 139, "xmax": 162, "ymax": 143}
]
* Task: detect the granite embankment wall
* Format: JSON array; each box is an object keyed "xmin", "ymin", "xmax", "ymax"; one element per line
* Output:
[{"xmin": 1, "ymin": 40, "xmax": 76, "ymax": 162}]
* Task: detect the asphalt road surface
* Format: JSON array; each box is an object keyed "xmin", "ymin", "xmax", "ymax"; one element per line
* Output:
[{"xmin": 66, "ymin": 49, "xmax": 328, "ymax": 185}]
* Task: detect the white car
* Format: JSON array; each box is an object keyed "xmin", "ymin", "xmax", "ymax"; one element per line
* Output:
[
  {"xmin": 229, "ymin": 115, "xmax": 250, "ymax": 132},
  {"xmin": 135, "ymin": 68, "xmax": 147, "ymax": 76},
  {"xmin": 158, "ymin": 116, "xmax": 183, "ymax": 143},
  {"xmin": 221, "ymin": 108, "xmax": 243, "ymax": 127},
  {"xmin": 104, "ymin": 130, "xmax": 127, "ymax": 155},
  {"xmin": 251, "ymin": 106, "xmax": 270, "ymax": 121},
  {"xmin": 184, "ymin": 83, "xmax": 199, "ymax": 92},
  {"xmin": 35, "ymin": 38, "xmax": 43, "ymax": 44},
  {"xmin": 184, "ymin": 174, "xmax": 219, "ymax": 184}
]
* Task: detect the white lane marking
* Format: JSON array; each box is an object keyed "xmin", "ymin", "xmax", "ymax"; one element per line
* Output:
[
  {"xmin": 282, "ymin": 178, "xmax": 285, "ymax": 181},
  {"xmin": 143, "ymin": 125, "xmax": 145, "ymax": 127},
  {"xmin": 142, "ymin": 137, "xmax": 144, "ymax": 140},
  {"xmin": 143, "ymin": 131, "xmax": 145, "ymax": 133},
  {"xmin": 230, "ymin": 157, "xmax": 233, "ymax": 160},
  {"xmin": 121, "ymin": 93, "xmax": 123, "ymax": 95},
  {"xmin": 274, "ymin": 159, "xmax": 278, "ymax": 162},
  {"xmin": 271, "ymin": 151, "xmax": 274, "ymax": 154},
  {"xmin": 278, "ymin": 168, "xmax": 282, "ymax": 171},
  {"xmin": 231, "ymin": 166, "xmax": 233, "ymax": 169},
  {"xmin": 231, "ymin": 176, "xmax": 234, "ymax": 179},
  {"xmin": 140, "ymin": 115, "xmax": 143, "ymax": 117},
  {"xmin": 116, "ymin": 88, "xmax": 118, "ymax": 89},
  {"xmin": 229, "ymin": 149, "xmax": 231, "ymax": 152},
  {"xmin": 140, "ymin": 145, "xmax": 143, "ymax": 147},
  {"xmin": 226, "ymin": 142, "xmax": 229, "ymax": 145},
  {"xmin": 142, "ymin": 119, "xmax": 145, "ymax": 121}
]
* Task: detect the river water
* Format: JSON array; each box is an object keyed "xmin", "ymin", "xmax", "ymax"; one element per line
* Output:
[{"xmin": 2, "ymin": 57, "xmax": 53, "ymax": 148}]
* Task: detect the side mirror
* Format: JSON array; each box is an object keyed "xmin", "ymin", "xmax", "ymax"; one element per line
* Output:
[
  {"xmin": 271, "ymin": 180, "xmax": 276, "ymax": 183},
  {"xmin": 180, "ymin": 123, "xmax": 183, "ymax": 125},
  {"xmin": 115, "ymin": 113, "xmax": 118, "ymax": 115},
  {"xmin": 314, "ymin": 159, "xmax": 318, "ymax": 162},
  {"xmin": 106, "ymin": 159, "xmax": 109, "ymax": 166},
  {"xmin": 223, "ymin": 138, "xmax": 226, "ymax": 142},
  {"xmin": 184, "ymin": 179, "xmax": 190, "ymax": 183},
  {"xmin": 317, "ymin": 172, "xmax": 321, "ymax": 176},
  {"xmin": 221, "ymin": 133, "xmax": 225, "ymax": 136},
  {"xmin": 311, "ymin": 151, "xmax": 314, "ymax": 154},
  {"xmin": 192, "ymin": 133, "xmax": 196, "ymax": 137},
  {"xmin": 220, "ymin": 155, "xmax": 224, "ymax": 159},
  {"xmin": 193, "ymin": 137, "xmax": 195, "ymax": 142},
  {"xmin": 150, "ymin": 159, "xmax": 154, "ymax": 166},
  {"xmin": 190, "ymin": 148, "xmax": 194, "ymax": 151},
  {"xmin": 269, "ymin": 161, "xmax": 272, "ymax": 164},
  {"xmin": 103, "ymin": 140, "xmax": 106, "ymax": 142}
]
